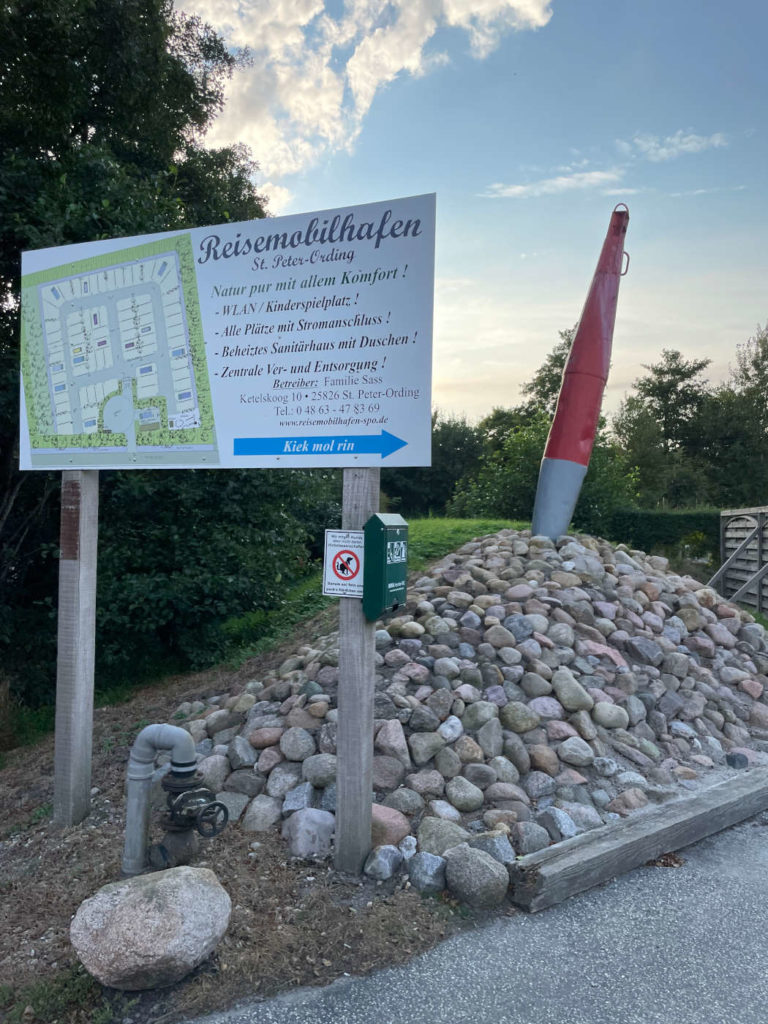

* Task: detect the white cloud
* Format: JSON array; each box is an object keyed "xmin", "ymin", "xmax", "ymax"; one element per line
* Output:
[
  {"xmin": 482, "ymin": 168, "xmax": 623, "ymax": 198},
  {"xmin": 486, "ymin": 125, "xmax": 730, "ymax": 202},
  {"xmin": 621, "ymin": 130, "xmax": 728, "ymax": 162},
  {"xmin": 667, "ymin": 184, "xmax": 746, "ymax": 198},
  {"xmin": 178, "ymin": 0, "xmax": 553, "ymax": 179},
  {"xmin": 260, "ymin": 181, "xmax": 295, "ymax": 214}
]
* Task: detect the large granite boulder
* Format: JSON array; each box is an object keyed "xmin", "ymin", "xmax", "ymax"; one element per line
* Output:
[{"xmin": 70, "ymin": 866, "xmax": 230, "ymax": 990}]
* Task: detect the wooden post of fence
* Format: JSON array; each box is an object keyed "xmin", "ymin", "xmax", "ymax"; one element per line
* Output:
[
  {"xmin": 53, "ymin": 469, "xmax": 99, "ymax": 827},
  {"xmin": 334, "ymin": 466, "xmax": 379, "ymax": 874}
]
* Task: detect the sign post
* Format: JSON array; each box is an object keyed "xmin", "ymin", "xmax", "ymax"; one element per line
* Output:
[
  {"xmin": 53, "ymin": 469, "xmax": 99, "ymax": 826},
  {"xmin": 334, "ymin": 467, "xmax": 380, "ymax": 874}
]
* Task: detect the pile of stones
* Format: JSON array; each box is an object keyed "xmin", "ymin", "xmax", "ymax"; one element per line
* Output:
[{"xmin": 167, "ymin": 530, "xmax": 768, "ymax": 908}]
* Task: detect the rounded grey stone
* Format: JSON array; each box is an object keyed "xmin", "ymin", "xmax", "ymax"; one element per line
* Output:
[
  {"xmin": 281, "ymin": 808, "xmax": 335, "ymax": 859},
  {"xmin": 461, "ymin": 700, "xmax": 499, "ymax": 732},
  {"xmin": 523, "ymin": 771, "xmax": 556, "ymax": 799},
  {"xmin": 279, "ymin": 727, "xmax": 316, "ymax": 762},
  {"xmin": 408, "ymin": 731, "xmax": 447, "ymax": 766},
  {"xmin": 476, "ymin": 717, "xmax": 504, "ymax": 758},
  {"xmin": 592, "ymin": 703, "xmax": 630, "ymax": 730},
  {"xmin": 536, "ymin": 806, "xmax": 580, "ymax": 841},
  {"xmin": 467, "ymin": 833, "xmax": 516, "ymax": 866},
  {"xmin": 242, "ymin": 795, "xmax": 283, "ymax": 832},
  {"xmin": 445, "ymin": 775, "xmax": 484, "ymax": 812},
  {"xmin": 383, "ymin": 787, "xmax": 425, "ymax": 815},
  {"xmin": 437, "ymin": 715, "xmax": 464, "ymax": 743},
  {"xmin": 444, "ymin": 843, "xmax": 509, "ymax": 908},
  {"xmin": 551, "ymin": 668, "xmax": 594, "ymax": 712},
  {"xmin": 69, "ymin": 867, "xmax": 231, "ymax": 990},
  {"xmin": 500, "ymin": 701, "xmax": 541, "ymax": 733},
  {"xmin": 462, "ymin": 762, "xmax": 497, "ymax": 790},
  {"xmin": 435, "ymin": 745, "xmax": 462, "ymax": 779},
  {"xmin": 511, "ymin": 820, "xmax": 551, "ymax": 855},
  {"xmin": 417, "ymin": 817, "xmax": 471, "ymax": 856},
  {"xmin": 556, "ymin": 736, "xmax": 595, "ymax": 767},
  {"xmin": 364, "ymin": 845, "xmax": 404, "ymax": 880},
  {"xmin": 266, "ymin": 762, "xmax": 303, "ymax": 798},
  {"xmin": 408, "ymin": 851, "xmax": 447, "ymax": 894},
  {"xmin": 488, "ymin": 755, "xmax": 520, "ymax": 784},
  {"xmin": 302, "ymin": 752, "xmax": 337, "ymax": 787},
  {"xmin": 521, "ymin": 672, "xmax": 553, "ymax": 698}
]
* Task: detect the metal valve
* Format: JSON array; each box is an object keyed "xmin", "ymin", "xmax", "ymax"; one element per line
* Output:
[
  {"xmin": 160, "ymin": 771, "xmax": 229, "ymax": 835},
  {"xmin": 195, "ymin": 801, "xmax": 229, "ymax": 838}
]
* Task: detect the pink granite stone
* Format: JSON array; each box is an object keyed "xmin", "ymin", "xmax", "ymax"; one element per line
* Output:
[{"xmin": 740, "ymin": 678, "xmax": 764, "ymax": 701}]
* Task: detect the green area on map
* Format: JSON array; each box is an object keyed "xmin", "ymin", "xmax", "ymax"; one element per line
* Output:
[{"xmin": 20, "ymin": 234, "xmax": 217, "ymax": 463}]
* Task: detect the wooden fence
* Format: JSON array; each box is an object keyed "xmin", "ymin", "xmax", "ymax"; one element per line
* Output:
[{"xmin": 708, "ymin": 507, "xmax": 768, "ymax": 613}]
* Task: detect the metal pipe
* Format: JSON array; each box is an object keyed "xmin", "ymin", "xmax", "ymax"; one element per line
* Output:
[{"xmin": 121, "ymin": 724, "xmax": 197, "ymax": 877}]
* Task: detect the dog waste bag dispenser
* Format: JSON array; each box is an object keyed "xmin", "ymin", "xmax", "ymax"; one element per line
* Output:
[{"xmin": 363, "ymin": 514, "xmax": 408, "ymax": 621}]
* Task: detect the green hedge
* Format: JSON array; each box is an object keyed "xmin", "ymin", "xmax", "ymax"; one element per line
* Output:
[{"xmin": 605, "ymin": 507, "xmax": 720, "ymax": 557}]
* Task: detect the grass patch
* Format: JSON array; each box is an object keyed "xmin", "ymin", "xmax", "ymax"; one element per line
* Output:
[
  {"xmin": 0, "ymin": 965, "xmax": 103, "ymax": 1024},
  {"xmin": 222, "ymin": 568, "xmax": 333, "ymax": 662},
  {"xmin": 748, "ymin": 609, "xmax": 768, "ymax": 630}
]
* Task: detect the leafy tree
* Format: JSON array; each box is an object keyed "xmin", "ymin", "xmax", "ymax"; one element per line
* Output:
[
  {"xmin": 683, "ymin": 387, "xmax": 767, "ymax": 507},
  {"xmin": 731, "ymin": 324, "xmax": 768, "ymax": 405},
  {"xmin": 475, "ymin": 406, "xmax": 531, "ymax": 454},
  {"xmin": 678, "ymin": 330, "xmax": 768, "ymax": 508},
  {"xmin": 381, "ymin": 411, "xmax": 483, "ymax": 515},
  {"xmin": 632, "ymin": 349, "xmax": 711, "ymax": 452},
  {"xmin": 610, "ymin": 349, "xmax": 714, "ymax": 507},
  {"xmin": 519, "ymin": 326, "xmax": 575, "ymax": 418}
]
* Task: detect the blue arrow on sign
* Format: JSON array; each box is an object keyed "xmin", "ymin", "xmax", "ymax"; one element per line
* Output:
[{"xmin": 233, "ymin": 430, "xmax": 408, "ymax": 459}]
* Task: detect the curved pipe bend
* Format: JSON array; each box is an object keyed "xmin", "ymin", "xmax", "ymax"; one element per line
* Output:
[{"xmin": 122, "ymin": 723, "xmax": 198, "ymax": 877}]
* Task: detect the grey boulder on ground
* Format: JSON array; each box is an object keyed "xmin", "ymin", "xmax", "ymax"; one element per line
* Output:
[
  {"xmin": 70, "ymin": 867, "xmax": 231, "ymax": 990},
  {"xmin": 417, "ymin": 816, "xmax": 470, "ymax": 855},
  {"xmin": 282, "ymin": 808, "xmax": 335, "ymax": 859},
  {"xmin": 443, "ymin": 843, "xmax": 509, "ymax": 908},
  {"xmin": 407, "ymin": 851, "xmax": 447, "ymax": 894}
]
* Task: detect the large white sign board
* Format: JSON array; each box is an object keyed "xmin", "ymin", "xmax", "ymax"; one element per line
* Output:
[{"xmin": 20, "ymin": 195, "xmax": 435, "ymax": 469}]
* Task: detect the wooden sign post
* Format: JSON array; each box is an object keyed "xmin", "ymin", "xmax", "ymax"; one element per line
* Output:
[
  {"xmin": 334, "ymin": 466, "xmax": 379, "ymax": 873},
  {"xmin": 53, "ymin": 470, "xmax": 99, "ymax": 827}
]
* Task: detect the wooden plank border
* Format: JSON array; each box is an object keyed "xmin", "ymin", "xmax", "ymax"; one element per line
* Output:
[{"xmin": 508, "ymin": 768, "xmax": 768, "ymax": 912}]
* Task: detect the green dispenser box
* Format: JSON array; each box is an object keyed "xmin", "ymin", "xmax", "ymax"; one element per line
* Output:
[{"xmin": 363, "ymin": 514, "xmax": 408, "ymax": 621}]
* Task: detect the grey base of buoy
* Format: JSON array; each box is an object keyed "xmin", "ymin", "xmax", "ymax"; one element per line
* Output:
[{"xmin": 531, "ymin": 457, "xmax": 588, "ymax": 540}]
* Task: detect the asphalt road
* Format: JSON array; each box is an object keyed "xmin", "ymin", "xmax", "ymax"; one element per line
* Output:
[{"xmin": 190, "ymin": 814, "xmax": 768, "ymax": 1024}]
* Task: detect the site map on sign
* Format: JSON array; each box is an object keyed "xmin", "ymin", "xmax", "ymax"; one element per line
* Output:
[{"xmin": 20, "ymin": 234, "xmax": 218, "ymax": 468}]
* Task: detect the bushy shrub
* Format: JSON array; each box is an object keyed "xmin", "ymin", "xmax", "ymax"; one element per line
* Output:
[{"xmin": 448, "ymin": 413, "xmax": 636, "ymax": 535}]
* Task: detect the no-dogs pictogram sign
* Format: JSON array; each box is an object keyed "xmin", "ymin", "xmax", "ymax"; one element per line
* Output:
[
  {"xmin": 323, "ymin": 530, "xmax": 365, "ymax": 597},
  {"xmin": 332, "ymin": 550, "xmax": 360, "ymax": 581}
]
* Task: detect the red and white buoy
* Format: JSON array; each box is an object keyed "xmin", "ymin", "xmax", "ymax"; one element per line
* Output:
[{"xmin": 531, "ymin": 205, "xmax": 630, "ymax": 539}]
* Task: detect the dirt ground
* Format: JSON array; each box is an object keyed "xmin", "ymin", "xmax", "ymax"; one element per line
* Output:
[{"xmin": 0, "ymin": 611, "xmax": 486, "ymax": 1024}]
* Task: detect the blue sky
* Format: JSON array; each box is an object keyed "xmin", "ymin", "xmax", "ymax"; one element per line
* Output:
[{"xmin": 183, "ymin": 0, "xmax": 766, "ymax": 421}]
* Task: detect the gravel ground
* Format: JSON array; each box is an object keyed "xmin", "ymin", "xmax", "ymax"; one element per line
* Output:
[{"xmin": 191, "ymin": 811, "xmax": 768, "ymax": 1024}]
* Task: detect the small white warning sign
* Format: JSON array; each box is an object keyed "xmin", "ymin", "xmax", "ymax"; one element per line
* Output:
[{"xmin": 323, "ymin": 530, "xmax": 365, "ymax": 598}]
